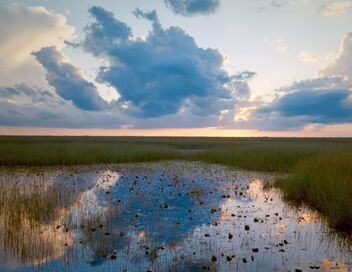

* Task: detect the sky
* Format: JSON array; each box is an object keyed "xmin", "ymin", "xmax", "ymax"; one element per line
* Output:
[{"xmin": 0, "ymin": 0, "xmax": 352, "ymax": 136}]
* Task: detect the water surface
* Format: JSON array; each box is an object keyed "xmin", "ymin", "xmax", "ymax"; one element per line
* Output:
[{"xmin": 0, "ymin": 161, "xmax": 350, "ymax": 271}]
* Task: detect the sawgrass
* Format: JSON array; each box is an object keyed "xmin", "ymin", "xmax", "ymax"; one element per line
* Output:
[{"xmin": 0, "ymin": 136, "xmax": 352, "ymax": 233}]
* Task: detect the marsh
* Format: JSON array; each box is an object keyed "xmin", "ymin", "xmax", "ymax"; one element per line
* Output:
[{"xmin": 0, "ymin": 161, "xmax": 350, "ymax": 271}]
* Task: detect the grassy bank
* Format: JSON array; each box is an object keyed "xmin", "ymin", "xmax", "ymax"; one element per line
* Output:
[
  {"xmin": 275, "ymin": 152, "xmax": 352, "ymax": 233},
  {"xmin": 0, "ymin": 136, "xmax": 352, "ymax": 233}
]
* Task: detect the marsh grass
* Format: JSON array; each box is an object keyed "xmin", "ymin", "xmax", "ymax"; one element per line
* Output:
[
  {"xmin": 0, "ymin": 178, "xmax": 76, "ymax": 264},
  {"xmin": 190, "ymin": 146, "xmax": 319, "ymax": 172},
  {"xmin": 0, "ymin": 142, "xmax": 175, "ymax": 166},
  {"xmin": 1, "ymin": 136, "xmax": 352, "ymax": 234},
  {"xmin": 275, "ymin": 152, "xmax": 352, "ymax": 233},
  {"xmin": 1, "ymin": 136, "xmax": 351, "ymax": 170}
]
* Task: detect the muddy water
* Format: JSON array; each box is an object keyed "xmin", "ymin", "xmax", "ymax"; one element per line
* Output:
[{"xmin": 0, "ymin": 161, "xmax": 350, "ymax": 271}]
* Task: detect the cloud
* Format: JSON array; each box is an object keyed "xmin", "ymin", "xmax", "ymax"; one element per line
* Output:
[
  {"xmin": 247, "ymin": 32, "xmax": 352, "ymax": 130},
  {"xmin": 264, "ymin": 38, "xmax": 288, "ymax": 53},
  {"xmin": 256, "ymin": 77, "xmax": 352, "ymax": 128},
  {"xmin": 0, "ymin": 99, "xmax": 121, "ymax": 128},
  {"xmin": 319, "ymin": 32, "xmax": 352, "ymax": 79},
  {"xmin": 82, "ymin": 7, "xmax": 239, "ymax": 118},
  {"xmin": 163, "ymin": 0, "xmax": 220, "ymax": 16},
  {"xmin": 290, "ymin": 0, "xmax": 311, "ymax": 6},
  {"xmin": 0, "ymin": 83, "xmax": 123, "ymax": 128},
  {"xmin": 0, "ymin": 83, "xmax": 54, "ymax": 103},
  {"xmin": 317, "ymin": 1, "xmax": 352, "ymax": 16},
  {"xmin": 230, "ymin": 71, "xmax": 257, "ymax": 99},
  {"xmin": 299, "ymin": 50, "xmax": 321, "ymax": 63},
  {"xmin": 0, "ymin": 6, "xmax": 252, "ymax": 130},
  {"xmin": 2, "ymin": 1, "xmax": 256, "ymax": 130},
  {"xmin": 0, "ymin": 82, "xmax": 233, "ymax": 129},
  {"xmin": 33, "ymin": 46, "xmax": 110, "ymax": 111},
  {"xmin": 0, "ymin": 3, "xmax": 75, "ymax": 87},
  {"xmin": 257, "ymin": 0, "xmax": 309, "ymax": 12},
  {"xmin": 83, "ymin": 6, "xmax": 132, "ymax": 56},
  {"xmin": 230, "ymin": 71, "xmax": 257, "ymax": 81},
  {"xmin": 258, "ymin": 1, "xmax": 286, "ymax": 12}
]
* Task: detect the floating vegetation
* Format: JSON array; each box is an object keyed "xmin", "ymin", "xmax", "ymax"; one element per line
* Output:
[{"xmin": 0, "ymin": 161, "xmax": 350, "ymax": 271}]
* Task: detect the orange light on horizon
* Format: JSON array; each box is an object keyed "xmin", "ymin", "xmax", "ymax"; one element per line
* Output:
[{"xmin": 0, "ymin": 124, "xmax": 352, "ymax": 137}]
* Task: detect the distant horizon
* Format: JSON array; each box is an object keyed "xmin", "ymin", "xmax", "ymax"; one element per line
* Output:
[{"xmin": 2, "ymin": 124, "xmax": 352, "ymax": 137}]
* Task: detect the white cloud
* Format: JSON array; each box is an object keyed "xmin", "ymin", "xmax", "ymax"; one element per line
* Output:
[
  {"xmin": 0, "ymin": 3, "xmax": 75, "ymax": 87},
  {"xmin": 299, "ymin": 50, "xmax": 321, "ymax": 63},
  {"xmin": 245, "ymin": 32, "xmax": 352, "ymax": 131},
  {"xmin": 264, "ymin": 38, "xmax": 288, "ymax": 53},
  {"xmin": 289, "ymin": 0, "xmax": 311, "ymax": 6},
  {"xmin": 317, "ymin": 1, "xmax": 352, "ymax": 16},
  {"xmin": 319, "ymin": 32, "xmax": 352, "ymax": 79},
  {"xmin": 258, "ymin": 0, "xmax": 310, "ymax": 12}
]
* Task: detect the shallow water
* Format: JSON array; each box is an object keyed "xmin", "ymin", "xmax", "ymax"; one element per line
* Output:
[{"xmin": 0, "ymin": 161, "xmax": 350, "ymax": 271}]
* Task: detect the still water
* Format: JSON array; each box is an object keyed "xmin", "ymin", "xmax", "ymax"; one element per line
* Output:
[{"xmin": 0, "ymin": 161, "xmax": 350, "ymax": 271}]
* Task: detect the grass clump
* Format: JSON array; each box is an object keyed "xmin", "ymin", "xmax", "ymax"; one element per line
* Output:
[
  {"xmin": 276, "ymin": 152, "xmax": 352, "ymax": 233},
  {"xmin": 191, "ymin": 146, "xmax": 319, "ymax": 172},
  {"xmin": 0, "ymin": 179, "xmax": 76, "ymax": 264}
]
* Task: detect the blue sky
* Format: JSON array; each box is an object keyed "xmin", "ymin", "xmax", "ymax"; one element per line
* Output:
[{"xmin": 0, "ymin": 0, "xmax": 352, "ymax": 136}]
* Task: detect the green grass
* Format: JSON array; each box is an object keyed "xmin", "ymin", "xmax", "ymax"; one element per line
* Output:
[
  {"xmin": 0, "ymin": 136, "xmax": 352, "ymax": 233},
  {"xmin": 0, "ymin": 142, "xmax": 175, "ymax": 166},
  {"xmin": 1, "ymin": 136, "xmax": 351, "ymax": 169},
  {"xmin": 190, "ymin": 145, "xmax": 319, "ymax": 172},
  {"xmin": 275, "ymin": 152, "xmax": 352, "ymax": 233}
]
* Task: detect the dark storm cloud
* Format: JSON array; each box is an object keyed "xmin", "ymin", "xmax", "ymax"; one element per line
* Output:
[
  {"xmin": 82, "ymin": 7, "xmax": 238, "ymax": 118},
  {"xmin": 257, "ymin": 77, "xmax": 352, "ymax": 125},
  {"xmin": 164, "ymin": 0, "xmax": 220, "ymax": 16},
  {"xmin": 33, "ymin": 46, "xmax": 109, "ymax": 111}
]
